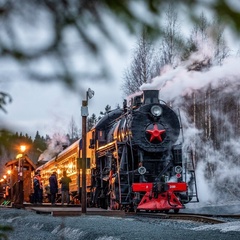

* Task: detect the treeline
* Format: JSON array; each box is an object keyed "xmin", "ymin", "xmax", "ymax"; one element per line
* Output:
[
  {"xmin": 0, "ymin": 104, "xmax": 114, "ymax": 170},
  {"xmin": 0, "ymin": 131, "xmax": 47, "ymax": 167}
]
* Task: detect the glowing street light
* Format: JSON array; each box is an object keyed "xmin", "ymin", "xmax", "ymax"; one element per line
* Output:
[
  {"xmin": 81, "ymin": 88, "xmax": 94, "ymax": 214},
  {"xmin": 20, "ymin": 145, "xmax": 26, "ymax": 153}
]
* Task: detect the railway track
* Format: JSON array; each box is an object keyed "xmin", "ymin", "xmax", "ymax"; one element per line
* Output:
[
  {"xmin": 126, "ymin": 211, "xmax": 240, "ymax": 224},
  {"xmin": 28, "ymin": 204, "xmax": 240, "ymax": 223}
]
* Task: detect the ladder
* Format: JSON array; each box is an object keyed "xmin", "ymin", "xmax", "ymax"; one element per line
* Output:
[
  {"xmin": 117, "ymin": 142, "xmax": 132, "ymax": 205},
  {"xmin": 184, "ymin": 149, "xmax": 199, "ymax": 202}
]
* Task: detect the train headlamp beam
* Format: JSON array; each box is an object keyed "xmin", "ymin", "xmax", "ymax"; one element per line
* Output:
[{"xmin": 151, "ymin": 105, "xmax": 162, "ymax": 117}]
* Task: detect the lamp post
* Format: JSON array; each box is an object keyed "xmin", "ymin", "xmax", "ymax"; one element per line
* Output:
[
  {"xmin": 81, "ymin": 88, "xmax": 94, "ymax": 214},
  {"xmin": 17, "ymin": 145, "xmax": 26, "ymax": 205}
]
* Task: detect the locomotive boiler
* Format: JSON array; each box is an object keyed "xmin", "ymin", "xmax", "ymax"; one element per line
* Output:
[{"xmin": 89, "ymin": 89, "xmax": 198, "ymax": 212}]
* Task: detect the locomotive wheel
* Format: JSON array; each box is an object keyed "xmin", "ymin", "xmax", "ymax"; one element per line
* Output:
[{"xmin": 174, "ymin": 209, "xmax": 179, "ymax": 214}]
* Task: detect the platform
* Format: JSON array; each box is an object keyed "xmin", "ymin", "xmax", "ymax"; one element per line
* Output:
[{"xmin": 22, "ymin": 203, "xmax": 125, "ymax": 217}]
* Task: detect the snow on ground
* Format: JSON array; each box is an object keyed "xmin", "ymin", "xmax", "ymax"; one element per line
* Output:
[
  {"xmin": 184, "ymin": 200, "xmax": 240, "ymax": 215},
  {"xmin": 190, "ymin": 221, "xmax": 240, "ymax": 232}
]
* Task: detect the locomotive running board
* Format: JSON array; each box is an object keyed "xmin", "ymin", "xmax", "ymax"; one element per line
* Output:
[{"xmin": 132, "ymin": 182, "xmax": 187, "ymax": 211}]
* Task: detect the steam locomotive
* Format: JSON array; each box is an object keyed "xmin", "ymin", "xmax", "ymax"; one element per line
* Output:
[
  {"xmin": 36, "ymin": 89, "xmax": 198, "ymax": 213},
  {"xmin": 88, "ymin": 89, "xmax": 198, "ymax": 212}
]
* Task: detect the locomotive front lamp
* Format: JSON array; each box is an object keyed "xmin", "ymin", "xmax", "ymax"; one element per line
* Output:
[
  {"xmin": 138, "ymin": 166, "xmax": 146, "ymax": 175},
  {"xmin": 151, "ymin": 105, "xmax": 162, "ymax": 117},
  {"xmin": 175, "ymin": 166, "xmax": 182, "ymax": 173}
]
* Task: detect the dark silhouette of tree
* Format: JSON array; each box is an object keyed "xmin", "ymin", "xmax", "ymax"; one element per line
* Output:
[
  {"xmin": 122, "ymin": 32, "xmax": 154, "ymax": 96},
  {"xmin": 155, "ymin": 3, "xmax": 183, "ymax": 70},
  {"xmin": 87, "ymin": 113, "xmax": 97, "ymax": 131},
  {"xmin": 183, "ymin": 13, "xmax": 230, "ymax": 70},
  {"xmin": 0, "ymin": 225, "xmax": 13, "ymax": 240},
  {"xmin": 100, "ymin": 105, "xmax": 111, "ymax": 116},
  {"xmin": 33, "ymin": 131, "xmax": 47, "ymax": 152},
  {"xmin": 68, "ymin": 116, "xmax": 80, "ymax": 143},
  {"xmin": 212, "ymin": 19, "xmax": 231, "ymax": 65},
  {"xmin": 0, "ymin": 92, "xmax": 12, "ymax": 113}
]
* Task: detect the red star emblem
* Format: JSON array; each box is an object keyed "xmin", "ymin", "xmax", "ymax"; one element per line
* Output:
[{"xmin": 146, "ymin": 124, "xmax": 166, "ymax": 142}]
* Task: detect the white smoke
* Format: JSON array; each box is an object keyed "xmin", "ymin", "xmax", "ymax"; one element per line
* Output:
[
  {"xmin": 141, "ymin": 57, "xmax": 240, "ymax": 104},
  {"xmin": 140, "ymin": 40, "xmax": 240, "ymax": 204},
  {"xmin": 38, "ymin": 133, "xmax": 70, "ymax": 162}
]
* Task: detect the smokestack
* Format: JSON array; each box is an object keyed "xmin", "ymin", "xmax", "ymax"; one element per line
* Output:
[{"xmin": 143, "ymin": 90, "xmax": 159, "ymax": 104}]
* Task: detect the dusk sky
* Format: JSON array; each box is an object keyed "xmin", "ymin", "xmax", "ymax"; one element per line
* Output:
[
  {"xmin": 0, "ymin": 1, "xmax": 239, "ymax": 140},
  {"xmin": 1, "ymin": 47, "xmax": 133, "ymax": 138}
]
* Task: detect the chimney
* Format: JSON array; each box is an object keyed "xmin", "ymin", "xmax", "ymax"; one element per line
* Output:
[{"xmin": 142, "ymin": 90, "xmax": 159, "ymax": 104}]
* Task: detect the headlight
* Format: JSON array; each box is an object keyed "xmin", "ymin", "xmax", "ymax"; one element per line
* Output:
[
  {"xmin": 175, "ymin": 166, "xmax": 182, "ymax": 173},
  {"xmin": 151, "ymin": 105, "xmax": 162, "ymax": 117},
  {"xmin": 138, "ymin": 166, "xmax": 146, "ymax": 175}
]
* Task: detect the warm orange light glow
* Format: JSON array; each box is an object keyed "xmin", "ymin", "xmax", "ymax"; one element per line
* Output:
[
  {"xmin": 7, "ymin": 170, "xmax": 11, "ymax": 175},
  {"xmin": 20, "ymin": 145, "xmax": 26, "ymax": 153},
  {"xmin": 69, "ymin": 163, "xmax": 73, "ymax": 169},
  {"xmin": 3, "ymin": 175, "xmax": 7, "ymax": 179},
  {"xmin": 16, "ymin": 153, "xmax": 23, "ymax": 159}
]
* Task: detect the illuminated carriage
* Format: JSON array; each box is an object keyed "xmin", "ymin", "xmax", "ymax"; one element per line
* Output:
[{"xmin": 36, "ymin": 140, "xmax": 94, "ymax": 203}]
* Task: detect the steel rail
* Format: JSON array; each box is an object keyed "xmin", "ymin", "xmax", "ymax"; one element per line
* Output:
[{"xmin": 128, "ymin": 212, "xmax": 227, "ymax": 224}]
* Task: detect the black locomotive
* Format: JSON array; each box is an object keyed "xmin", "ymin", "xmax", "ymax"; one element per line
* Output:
[{"xmin": 89, "ymin": 89, "xmax": 198, "ymax": 212}]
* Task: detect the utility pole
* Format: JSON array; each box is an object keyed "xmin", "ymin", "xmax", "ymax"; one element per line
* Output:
[
  {"xmin": 81, "ymin": 88, "xmax": 94, "ymax": 214},
  {"xmin": 81, "ymin": 100, "xmax": 87, "ymax": 214}
]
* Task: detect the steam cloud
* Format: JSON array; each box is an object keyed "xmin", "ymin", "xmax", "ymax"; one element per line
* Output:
[
  {"xmin": 38, "ymin": 133, "xmax": 70, "ymax": 162},
  {"xmin": 140, "ymin": 41, "xmax": 240, "ymax": 204}
]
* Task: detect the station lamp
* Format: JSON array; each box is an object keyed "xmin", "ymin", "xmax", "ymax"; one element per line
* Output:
[{"xmin": 16, "ymin": 144, "xmax": 26, "ymax": 205}]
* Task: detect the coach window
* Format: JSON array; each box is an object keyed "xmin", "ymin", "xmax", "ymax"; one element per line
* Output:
[
  {"xmin": 98, "ymin": 130, "xmax": 105, "ymax": 141},
  {"xmin": 72, "ymin": 158, "xmax": 76, "ymax": 172}
]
